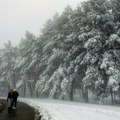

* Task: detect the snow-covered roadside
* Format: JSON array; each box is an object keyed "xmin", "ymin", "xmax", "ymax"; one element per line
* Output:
[{"xmin": 19, "ymin": 98, "xmax": 120, "ymax": 120}]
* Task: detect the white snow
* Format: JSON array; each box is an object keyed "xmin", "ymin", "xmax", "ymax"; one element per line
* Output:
[{"xmin": 19, "ymin": 98, "xmax": 120, "ymax": 120}]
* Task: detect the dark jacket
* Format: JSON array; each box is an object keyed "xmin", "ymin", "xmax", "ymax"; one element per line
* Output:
[
  {"xmin": 7, "ymin": 91, "xmax": 13, "ymax": 101},
  {"xmin": 12, "ymin": 91, "xmax": 19, "ymax": 100}
]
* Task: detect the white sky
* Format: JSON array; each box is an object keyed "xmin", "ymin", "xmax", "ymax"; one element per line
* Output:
[{"xmin": 0, "ymin": 0, "xmax": 85, "ymax": 48}]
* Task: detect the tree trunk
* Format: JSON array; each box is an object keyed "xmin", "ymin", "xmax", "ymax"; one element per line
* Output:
[
  {"xmin": 119, "ymin": 90, "xmax": 120, "ymax": 103},
  {"xmin": 28, "ymin": 83, "xmax": 33, "ymax": 98},
  {"xmin": 70, "ymin": 81, "xmax": 74, "ymax": 101},
  {"xmin": 83, "ymin": 86, "xmax": 89, "ymax": 103},
  {"xmin": 113, "ymin": 91, "xmax": 116, "ymax": 103},
  {"xmin": 85, "ymin": 87, "xmax": 89, "ymax": 103},
  {"xmin": 81, "ymin": 86, "xmax": 85, "ymax": 99},
  {"xmin": 110, "ymin": 89, "xmax": 114, "ymax": 105},
  {"xmin": 23, "ymin": 84, "xmax": 26, "ymax": 97},
  {"xmin": 79, "ymin": 88, "xmax": 82, "ymax": 98},
  {"xmin": 36, "ymin": 91, "xmax": 38, "ymax": 98},
  {"xmin": 70, "ymin": 90, "xmax": 73, "ymax": 101}
]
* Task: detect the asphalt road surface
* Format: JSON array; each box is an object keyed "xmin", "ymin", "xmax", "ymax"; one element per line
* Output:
[{"xmin": 0, "ymin": 99, "xmax": 34, "ymax": 120}]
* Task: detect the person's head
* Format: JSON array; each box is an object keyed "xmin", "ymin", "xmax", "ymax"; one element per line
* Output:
[{"xmin": 12, "ymin": 88, "xmax": 17, "ymax": 92}]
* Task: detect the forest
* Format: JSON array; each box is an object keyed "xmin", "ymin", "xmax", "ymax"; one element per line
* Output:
[{"xmin": 0, "ymin": 0, "xmax": 120, "ymax": 105}]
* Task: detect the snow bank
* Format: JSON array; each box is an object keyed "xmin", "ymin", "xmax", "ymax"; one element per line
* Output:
[{"xmin": 19, "ymin": 98, "xmax": 120, "ymax": 120}]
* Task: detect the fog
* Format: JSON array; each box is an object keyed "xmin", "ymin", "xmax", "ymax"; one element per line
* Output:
[{"xmin": 0, "ymin": 0, "xmax": 85, "ymax": 48}]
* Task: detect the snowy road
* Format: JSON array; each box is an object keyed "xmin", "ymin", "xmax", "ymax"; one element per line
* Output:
[{"xmin": 19, "ymin": 98, "xmax": 120, "ymax": 120}]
